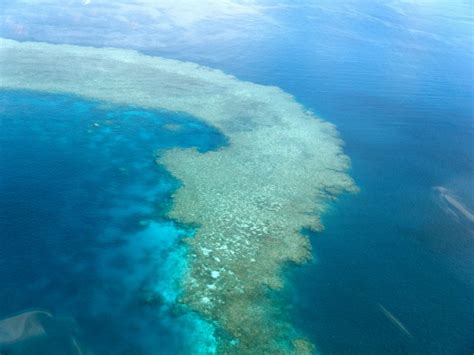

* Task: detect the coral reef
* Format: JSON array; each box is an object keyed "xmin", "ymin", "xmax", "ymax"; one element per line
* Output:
[{"xmin": 0, "ymin": 38, "xmax": 356, "ymax": 353}]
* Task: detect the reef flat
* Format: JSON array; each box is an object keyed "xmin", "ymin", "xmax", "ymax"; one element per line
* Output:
[{"xmin": 0, "ymin": 38, "xmax": 356, "ymax": 354}]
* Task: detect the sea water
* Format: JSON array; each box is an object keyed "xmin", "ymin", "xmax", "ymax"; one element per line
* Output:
[
  {"xmin": 265, "ymin": 3, "xmax": 473, "ymax": 354},
  {"xmin": 166, "ymin": 3, "xmax": 472, "ymax": 353},
  {"xmin": 0, "ymin": 91, "xmax": 224, "ymax": 354},
  {"xmin": 158, "ymin": 2, "xmax": 473, "ymax": 353},
  {"xmin": 0, "ymin": 0, "xmax": 473, "ymax": 354}
]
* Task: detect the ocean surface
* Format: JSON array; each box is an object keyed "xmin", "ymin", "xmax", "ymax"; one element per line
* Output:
[
  {"xmin": 1, "ymin": 0, "xmax": 473, "ymax": 354},
  {"xmin": 0, "ymin": 91, "xmax": 223, "ymax": 353}
]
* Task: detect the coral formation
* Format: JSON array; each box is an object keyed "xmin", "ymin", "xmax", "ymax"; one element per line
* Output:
[{"xmin": 0, "ymin": 38, "xmax": 356, "ymax": 353}]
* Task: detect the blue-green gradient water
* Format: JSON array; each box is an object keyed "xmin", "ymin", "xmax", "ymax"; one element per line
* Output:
[
  {"xmin": 1, "ymin": 0, "xmax": 473, "ymax": 354},
  {"xmin": 0, "ymin": 91, "xmax": 224, "ymax": 353}
]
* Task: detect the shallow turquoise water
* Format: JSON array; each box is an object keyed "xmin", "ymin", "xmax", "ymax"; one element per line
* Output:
[
  {"xmin": 1, "ymin": 1, "xmax": 473, "ymax": 353},
  {"xmin": 0, "ymin": 91, "xmax": 223, "ymax": 353}
]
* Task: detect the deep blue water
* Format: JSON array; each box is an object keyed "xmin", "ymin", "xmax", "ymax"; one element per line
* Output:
[
  {"xmin": 1, "ymin": 1, "xmax": 473, "ymax": 354},
  {"xmin": 161, "ymin": 3, "xmax": 473, "ymax": 353},
  {"xmin": 0, "ymin": 91, "xmax": 225, "ymax": 354},
  {"xmin": 270, "ymin": 5, "xmax": 474, "ymax": 354},
  {"xmin": 287, "ymin": 101, "xmax": 474, "ymax": 353}
]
